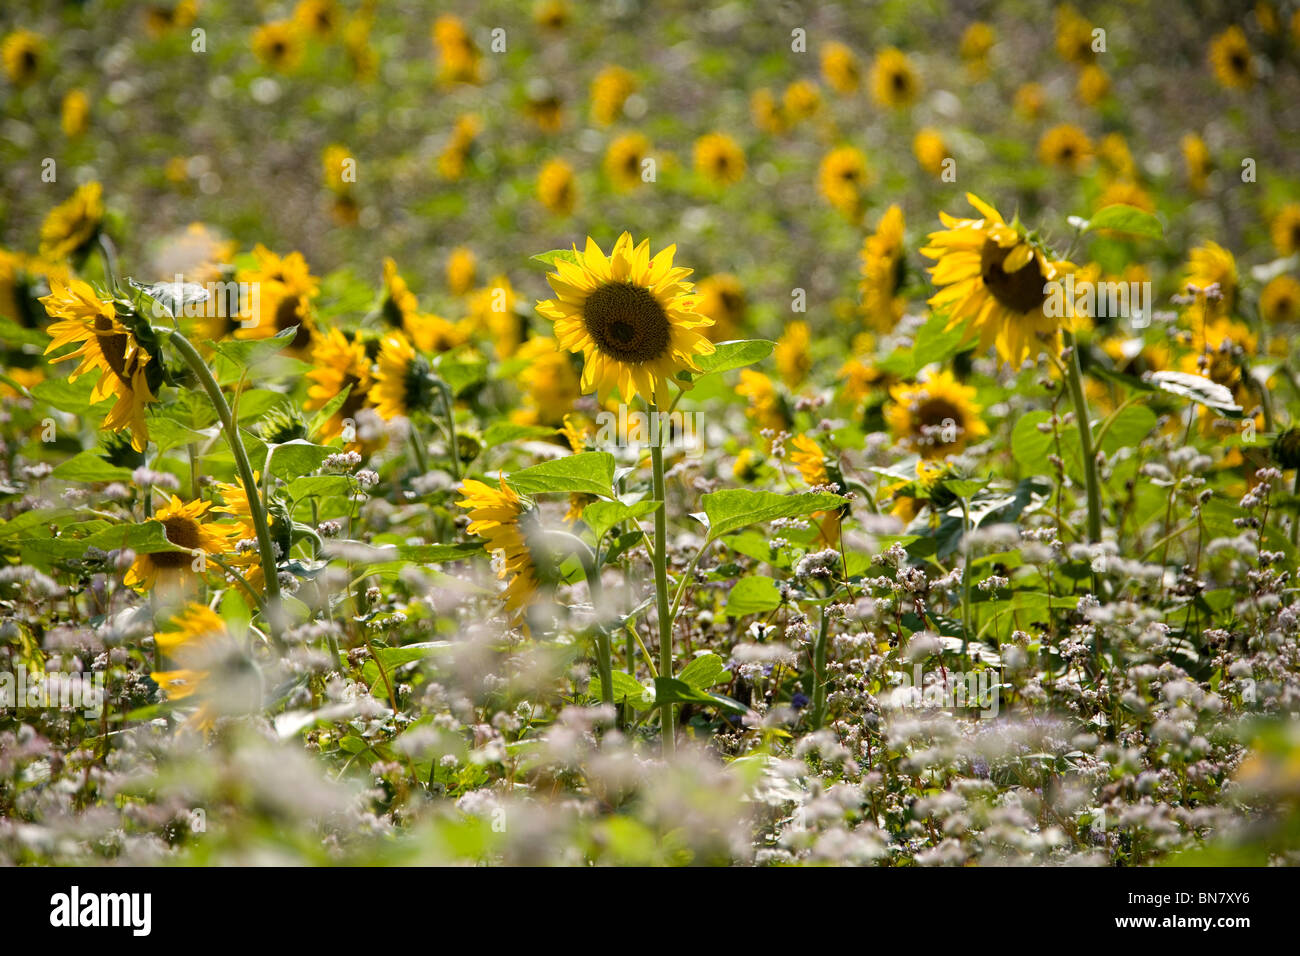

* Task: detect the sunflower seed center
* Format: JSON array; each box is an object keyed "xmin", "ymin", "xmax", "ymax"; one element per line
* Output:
[{"xmin": 582, "ymin": 281, "xmax": 671, "ymax": 364}]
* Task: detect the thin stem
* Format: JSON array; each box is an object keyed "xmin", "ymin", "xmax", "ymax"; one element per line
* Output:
[
  {"xmin": 810, "ymin": 599, "xmax": 831, "ymax": 729},
  {"xmin": 1061, "ymin": 330, "xmax": 1103, "ymax": 543},
  {"xmin": 649, "ymin": 400, "xmax": 674, "ymax": 756},
  {"xmin": 958, "ymin": 497, "xmax": 973, "ymax": 657},
  {"xmin": 160, "ymin": 327, "xmax": 284, "ymax": 648},
  {"xmin": 437, "ymin": 382, "xmax": 461, "ymax": 480}
]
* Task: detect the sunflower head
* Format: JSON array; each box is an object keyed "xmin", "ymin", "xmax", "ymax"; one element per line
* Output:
[
  {"xmin": 1271, "ymin": 204, "xmax": 1300, "ymax": 256},
  {"xmin": 922, "ymin": 192, "xmax": 1070, "ymax": 368},
  {"xmin": 446, "ymin": 246, "xmax": 478, "ymax": 296},
  {"xmin": 818, "ymin": 146, "xmax": 870, "ymax": 218},
  {"xmin": 371, "ymin": 331, "xmax": 436, "ymax": 421},
  {"xmin": 870, "ymin": 48, "xmax": 920, "ymax": 109},
  {"xmin": 457, "ymin": 476, "xmax": 542, "ymax": 618},
  {"xmin": 252, "ymin": 20, "xmax": 304, "ymax": 71},
  {"xmin": 152, "ymin": 602, "xmax": 258, "ymax": 732},
  {"xmin": 1261, "ymin": 275, "xmax": 1300, "ymax": 325},
  {"xmin": 604, "ymin": 133, "xmax": 651, "ymax": 191},
  {"xmin": 125, "ymin": 496, "xmax": 235, "ymax": 593},
  {"xmin": 514, "ymin": 336, "xmax": 581, "ymax": 427},
  {"xmin": 536, "ymin": 233, "xmax": 714, "ymax": 404},
  {"xmin": 693, "ymin": 132, "xmax": 746, "ymax": 187},
  {"xmin": 1038, "ymin": 124, "xmax": 1092, "ymax": 172},
  {"xmin": 860, "ymin": 205, "xmax": 907, "ymax": 332},
  {"xmin": 820, "ymin": 42, "xmax": 861, "ymax": 94},
  {"xmin": 1183, "ymin": 241, "xmax": 1238, "ymax": 312},
  {"xmin": 2, "ymin": 29, "xmax": 44, "ymax": 86},
  {"xmin": 590, "ymin": 65, "xmax": 637, "ymax": 125},
  {"xmin": 39, "ymin": 183, "xmax": 104, "ymax": 262},
  {"xmin": 790, "ymin": 433, "xmax": 830, "ymax": 487},
  {"xmin": 696, "ymin": 274, "xmax": 746, "ymax": 341},
  {"xmin": 538, "ymin": 159, "xmax": 577, "ymax": 215},
  {"xmin": 1209, "ymin": 26, "xmax": 1254, "ymax": 89},
  {"xmin": 886, "ymin": 370, "xmax": 988, "ymax": 458},
  {"xmin": 305, "ymin": 326, "xmax": 373, "ymax": 443}
]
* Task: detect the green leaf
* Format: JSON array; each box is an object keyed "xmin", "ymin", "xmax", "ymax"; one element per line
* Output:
[
  {"xmin": 267, "ymin": 440, "xmax": 334, "ymax": 480},
  {"xmin": 506, "ymin": 452, "xmax": 615, "ymax": 498},
  {"xmin": 697, "ymin": 488, "xmax": 844, "ymax": 541},
  {"xmin": 435, "ymin": 353, "xmax": 487, "ymax": 397},
  {"xmin": 878, "ymin": 310, "xmax": 967, "ymax": 377},
  {"xmin": 530, "ymin": 248, "xmax": 579, "ymax": 268},
  {"xmin": 1098, "ymin": 404, "xmax": 1158, "ymax": 454},
  {"xmin": 724, "ymin": 575, "xmax": 783, "ymax": 617},
  {"xmin": 481, "ymin": 422, "xmax": 559, "ymax": 446},
  {"xmin": 50, "ymin": 451, "xmax": 133, "ymax": 483},
  {"xmin": 678, "ymin": 340, "xmax": 775, "ymax": 381},
  {"xmin": 677, "ymin": 652, "xmax": 730, "ymax": 690},
  {"xmin": 651, "ymin": 677, "xmax": 747, "ymax": 713},
  {"xmin": 285, "ymin": 474, "xmax": 355, "ymax": 500},
  {"xmin": 31, "ymin": 375, "xmax": 97, "ymax": 416},
  {"xmin": 149, "ymin": 417, "xmax": 212, "ymax": 455},
  {"xmin": 589, "ymin": 670, "xmax": 653, "ymax": 708},
  {"xmin": 374, "ymin": 641, "xmax": 453, "ymax": 669},
  {"xmin": 580, "ymin": 498, "xmax": 660, "ymax": 540},
  {"xmin": 1086, "ymin": 204, "xmax": 1164, "ymax": 240}
]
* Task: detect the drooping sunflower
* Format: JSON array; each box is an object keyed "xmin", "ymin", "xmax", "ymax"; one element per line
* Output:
[
  {"xmin": 1261, "ymin": 275, "xmax": 1300, "ymax": 325},
  {"xmin": 774, "ymin": 320, "xmax": 811, "ymax": 389},
  {"xmin": 885, "ymin": 370, "xmax": 988, "ymax": 458},
  {"xmin": 536, "ymin": 233, "xmax": 714, "ymax": 403},
  {"xmin": 446, "ymin": 246, "xmax": 477, "ymax": 296},
  {"xmin": 305, "ymin": 326, "xmax": 373, "ymax": 442},
  {"xmin": 1183, "ymin": 240, "xmax": 1238, "ymax": 312},
  {"xmin": 590, "ymin": 65, "xmax": 636, "ymax": 126},
  {"xmin": 869, "ymin": 48, "xmax": 920, "ymax": 109},
  {"xmin": 537, "ymin": 159, "xmax": 577, "ymax": 215},
  {"xmin": 693, "ymin": 133, "xmax": 746, "ymax": 187},
  {"xmin": 1209, "ymin": 26, "xmax": 1254, "ymax": 89},
  {"xmin": 513, "ymin": 336, "xmax": 580, "ymax": 426},
  {"xmin": 1038, "ymin": 124, "xmax": 1092, "ymax": 172},
  {"xmin": 1, "ymin": 29, "xmax": 43, "ymax": 86},
  {"xmin": 252, "ymin": 20, "xmax": 304, "ymax": 71},
  {"xmin": 695, "ymin": 274, "xmax": 747, "ymax": 342},
  {"xmin": 921, "ymin": 192, "xmax": 1072, "ymax": 367},
  {"xmin": 1270, "ymin": 204, "xmax": 1300, "ymax": 256},
  {"xmin": 125, "ymin": 496, "xmax": 235, "ymax": 592},
  {"xmin": 860, "ymin": 205, "xmax": 907, "ymax": 333},
  {"xmin": 41, "ymin": 278, "xmax": 157, "ymax": 452},
  {"xmin": 39, "ymin": 182, "xmax": 104, "ymax": 262},
  {"xmin": 820, "ymin": 42, "xmax": 861, "ymax": 94},
  {"xmin": 604, "ymin": 133, "xmax": 651, "ymax": 191},
  {"xmin": 371, "ymin": 331, "xmax": 435, "ymax": 422},
  {"xmin": 457, "ymin": 477, "xmax": 540, "ymax": 616},
  {"xmin": 818, "ymin": 146, "xmax": 870, "ymax": 218}
]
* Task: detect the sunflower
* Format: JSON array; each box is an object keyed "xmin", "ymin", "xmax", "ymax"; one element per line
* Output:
[
  {"xmin": 41, "ymin": 278, "xmax": 157, "ymax": 452},
  {"xmin": 790, "ymin": 433, "xmax": 830, "ymax": 487},
  {"xmin": 305, "ymin": 326, "xmax": 373, "ymax": 442},
  {"xmin": 525, "ymin": 86, "xmax": 565, "ymax": 132},
  {"xmin": 536, "ymin": 233, "xmax": 714, "ymax": 404},
  {"xmin": 959, "ymin": 22, "xmax": 995, "ymax": 76},
  {"xmin": 1055, "ymin": 4, "xmax": 1096, "ymax": 64},
  {"xmin": 252, "ymin": 20, "xmax": 304, "ymax": 71},
  {"xmin": 781, "ymin": 80, "xmax": 822, "ymax": 124},
  {"xmin": 538, "ymin": 159, "xmax": 577, "ymax": 215},
  {"xmin": 1261, "ymin": 275, "xmax": 1300, "ymax": 325},
  {"xmin": 125, "ymin": 497, "xmax": 235, "ymax": 592},
  {"xmin": 514, "ymin": 336, "xmax": 580, "ymax": 427},
  {"xmin": 469, "ymin": 276, "xmax": 524, "ymax": 358},
  {"xmin": 887, "ymin": 459, "xmax": 954, "ymax": 523},
  {"xmin": 61, "ymin": 89, "xmax": 90, "ymax": 138},
  {"xmin": 432, "ymin": 14, "xmax": 480, "ymax": 85},
  {"xmin": 839, "ymin": 357, "xmax": 895, "ymax": 405},
  {"xmin": 1013, "ymin": 82, "xmax": 1045, "ymax": 120},
  {"xmin": 236, "ymin": 246, "xmax": 319, "ymax": 353},
  {"xmin": 860, "ymin": 205, "xmax": 907, "ymax": 333},
  {"xmin": 590, "ymin": 66, "xmax": 636, "ymax": 126},
  {"xmin": 447, "ymin": 246, "xmax": 477, "ymax": 296},
  {"xmin": 39, "ymin": 183, "xmax": 104, "ymax": 262},
  {"xmin": 693, "ymin": 133, "xmax": 746, "ymax": 187},
  {"xmin": 343, "ymin": 16, "xmax": 377, "ymax": 82},
  {"xmin": 381, "ymin": 257, "xmax": 466, "ymax": 352},
  {"xmin": 371, "ymin": 331, "xmax": 435, "ymax": 421},
  {"xmin": 2, "ymin": 29, "xmax": 43, "ymax": 86},
  {"xmin": 820, "ymin": 42, "xmax": 861, "ymax": 94},
  {"xmin": 751, "ymin": 88, "xmax": 786, "ymax": 135},
  {"xmin": 1077, "ymin": 64, "xmax": 1110, "ymax": 105},
  {"xmin": 818, "ymin": 146, "xmax": 870, "ymax": 218},
  {"xmin": 151, "ymin": 602, "xmax": 254, "ymax": 733},
  {"xmin": 1098, "ymin": 180, "xmax": 1155, "ymax": 214},
  {"xmin": 604, "ymin": 133, "xmax": 651, "ymax": 191},
  {"xmin": 1097, "ymin": 133, "xmax": 1136, "ymax": 180},
  {"xmin": 886, "ymin": 370, "xmax": 988, "ymax": 458},
  {"xmin": 869, "ymin": 48, "xmax": 920, "ymax": 109},
  {"xmin": 922, "ymin": 192, "xmax": 1072, "ymax": 367},
  {"xmin": 737, "ymin": 369, "xmax": 789, "ymax": 432},
  {"xmin": 1180, "ymin": 316, "xmax": 1256, "ymax": 391},
  {"xmin": 1038, "ymin": 124, "xmax": 1092, "ymax": 172},
  {"xmin": 212, "ymin": 476, "xmax": 268, "ymax": 592},
  {"xmin": 1270, "ymin": 204, "xmax": 1300, "ymax": 256},
  {"xmin": 321, "ymin": 144, "xmax": 354, "ymax": 193},
  {"xmin": 457, "ymin": 477, "xmax": 540, "ymax": 616},
  {"xmin": 1209, "ymin": 26, "xmax": 1254, "ymax": 89},
  {"xmin": 912, "ymin": 129, "xmax": 947, "ymax": 178},
  {"xmin": 294, "ymin": 0, "xmax": 340, "ymax": 38},
  {"xmin": 144, "ymin": 2, "xmax": 197, "ymax": 37},
  {"xmin": 774, "ymin": 321, "xmax": 811, "ymax": 389},
  {"xmin": 1182, "ymin": 133, "xmax": 1211, "ymax": 194},
  {"xmin": 1183, "ymin": 241, "xmax": 1238, "ymax": 312},
  {"xmin": 696, "ymin": 274, "xmax": 746, "ymax": 342},
  {"xmin": 438, "ymin": 114, "xmax": 482, "ymax": 180},
  {"xmin": 533, "ymin": 0, "xmax": 571, "ymax": 31}
]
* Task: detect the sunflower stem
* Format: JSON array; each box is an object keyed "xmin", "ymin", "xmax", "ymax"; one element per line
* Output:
[
  {"xmin": 810, "ymin": 598, "xmax": 831, "ymax": 730},
  {"xmin": 1061, "ymin": 330, "xmax": 1103, "ymax": 544},
  {"xmin": 436, "ymin": 381, "xmax": 460, "ymax": 480},
  {"xmin": 160, "ymin": 327, "xmax": 284, "ymax": 649},
  {"xmin": 648, "ymin": 400, "xmax": 675, "ymax": 756}
]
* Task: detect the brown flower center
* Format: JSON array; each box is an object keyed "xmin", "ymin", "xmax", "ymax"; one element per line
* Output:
[
  {"xmin": 154, "ymin": 515, "xmax": 203, "ymax": 568},
  {"xmin": 980, "ymin": 238, "xmax": 1049, "ymax": 313},
  {"xmin": 583, "ymin": 281, "xmax": 671, "ymax": 364}
]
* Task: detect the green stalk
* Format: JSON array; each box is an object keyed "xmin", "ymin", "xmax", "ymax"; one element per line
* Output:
[
  {"xmin": 436, "ymin": 381, "xmax": 461, "ymax": 480},
  {"xmin": 958, "ymin": 497, "xmax": 973, "ymax": 656},
  {"xmin": 1061, "ymin": 330, "xmax": 1103, "ymax": 543},
  {"xmin": 810, "ymin": 601, "xmax": 830, "ymax": 729},
  {"xmin": 161, "ymin": 327, "xmax": 284, "ymax": 648},
  {"xmin": 648, "ymin": 400, "xmax": 674, "ymax": 755}
]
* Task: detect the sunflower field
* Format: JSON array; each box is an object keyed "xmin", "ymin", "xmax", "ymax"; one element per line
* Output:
[{"xmin": 2, "ymin": 0, "xmax": 1300, "ymax": 872}]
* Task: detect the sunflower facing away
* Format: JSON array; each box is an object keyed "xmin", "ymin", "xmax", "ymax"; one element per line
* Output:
[
  {"xmin": 39, "ymin": 182, "xmax": 104, "ymax": 261},
  {"xmin": 41, "ymin": 278, "xmax": 157, "ymax": 452},
  {"xmin": 886, "ymin": 370, "xmax": 988, "ymax": 458},
  {"xmin": 125, "ymin": 496, "xmax": 235, "ymax": 592},
  {"xmin": 306, "ymin": 326, "xmax": 373, "ymax": 442},
  {"xmin": 860, "ymin": 205, "xmax": 907, "ymax": 333},
  {"xmin": 457, "ymin": 477, "xmax": 540, "ymax": 617},
  {"xmin": 922, "ymin": 192, "xmax": 1072, "ymax": 367},
  {"xmin": 536, "ymin": 233, "xmax": 714, "ymax": 404}
]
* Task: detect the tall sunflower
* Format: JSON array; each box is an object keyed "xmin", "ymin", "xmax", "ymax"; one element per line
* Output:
[
  {"xmin": 457, "ymin": 477, "xmax": 540, "ymax": 616},
  {"xmin": 39, "ymin": 183, "xmax": 104, "ymax": 262},
  {"xmin": 305, "ymin": 326, "xmax": 373, "ymax": 442},
  {"xmin": 1183, "ymin": 240, "xmax": 1238, "ymax": 312},
  {"xmin": 921, "ymin": 192, "xmax": 1071, "ymax": 367},
  {"xmin": 885, "ymin": 370, "xmax": 988, "ymax": 458},
  {"xmin": 371, "ymin": 331, "xmax": 435, "ymax": 421},
  {"xmin": 41, "ymin": 278, "xmax": 157, "ymax": 452},
  {"xmin": 125, "ymin": 496, "xmax": 235, "ymax": 592},
  {"xmin": 860, "ymin": 205, "xmax": 907, "ymax": 333},
  {"xmin": 536, "ymin": 233, "xmax": 714, "ymax": 403}
]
